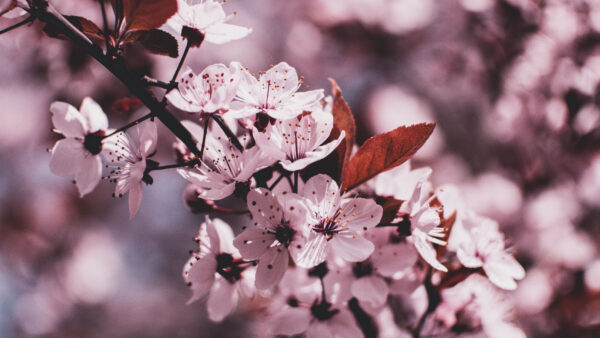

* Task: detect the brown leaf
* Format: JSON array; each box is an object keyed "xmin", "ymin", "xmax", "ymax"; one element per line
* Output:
[
  {"xmin": 329, "ymin": 78, "xmax": 356, "ymax": 183},
  {"xmin": 341, "ymin": 123, "xmax": 436, "ymax": 192},
  {"xmin": 376, "ymin": 196, "xmax": 404, "ymax": 226},
  {"xmin": 122, "ymin": 0, "xmax": 178, "ymax": 32},
  {"xmin": 122, "ymin": 29, "xmax": 179, "ymax": 57},
  {"xmin": 112, "ymin": 97, "xmax": 143, "ymax": 114},
  {"xmin": 43, "ymin": 16, "xmax": 104, "ymax": 40}
]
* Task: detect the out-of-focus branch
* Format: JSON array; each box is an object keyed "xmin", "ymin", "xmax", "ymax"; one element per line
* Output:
[
  {"xmin": 412, "ymin": 268, "xmax": 441, "ymax": 338},
  {"xmin": 29, "ymin": 0, "xmax": 202, "ymax": 157},
  {"xmin": 0, "ymin": 15, "xmax": 35, "ymax": 35}
]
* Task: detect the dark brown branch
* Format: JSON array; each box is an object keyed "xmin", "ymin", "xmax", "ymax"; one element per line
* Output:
[{"xmin": 29, "ymin": 0, "xmax": 202, "ymax": 157}]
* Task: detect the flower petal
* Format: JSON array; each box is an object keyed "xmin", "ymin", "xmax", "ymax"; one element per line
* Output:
[
  {"xmin": 50, "ymin": 101, "xmax": 86, "ymax": 138},
  {"xmin": 412, "ymin": 231, "xmax": 447, "ymax": 272},
  {"xmin": 232, "ymin": 227, "xmax": 273, "ymax": 260},
  {"xmin": 483, "ymin": 254, "xmax": 525, "ymax": 290},
  {"xmin": 372, "ymin": 243, "xmax": 418, "ymax": 277},
  {"xmin": 49, "ymin": 138, "xmax": 85, "ymax": 176},
  {"xmin": 128, "ymin": 182, "xmax": 143, "ymax": 219},
  {"xmin": 351, "ymin": 275, "xmax": 389, "ymax": 307},
  {"xmin": 74, "ymin": 155, "xmax": 102, "ymax": 197},
  {"xmin": 270, "ymin": 307, "xmax": 311, "ymax": 336},
  {"xmin": 80, "ymin": 97, "xmax": 108, "ymax": 132},
  {"xmin": 255, "ymin": 246, "xmax": 289, "ymax": 289},
  {"xmin": 207, "ymin": 277, "xmax": 238, "ymax": 322},
  {"xmin": 204, "ymin": 23, "xmax": 252, "ymax": 44},
  {"xmin": 247, "ymin": 188, "xmax": 283, "ymax": 231},
  {"xmin": 291, "ymin": 231, "xmax": 329, "ymax": 268},
  {"xmin": 185, "ymin": 254, "xmax": 217, "ymax": 304},
  {"xmin": 330, "ymin": 232, "xmax": 374, "ymax": 262},
  {"xmin": 338, "ymin": 196, "xmax": 383, "ymax": 232},
  {"xmin": 303, "ymin": 174, "xmax": 340, "ymax": 219}
]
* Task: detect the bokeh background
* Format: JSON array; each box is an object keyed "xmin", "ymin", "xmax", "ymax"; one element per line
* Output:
[{"xmin": 1, "ymin": 0, "xmax": 600, "ymax": 337}]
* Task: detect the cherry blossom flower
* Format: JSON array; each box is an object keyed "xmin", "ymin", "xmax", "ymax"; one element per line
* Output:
[
  {"xmin": 233, "ymin": 188, "xmax": 309, "ymax": 289},
  {"xmin": 163, "ymin": 0, "xmax": 251, "ymax": 47},
  {"xmin": 183, "ymin": 217, "xmax": 254, "ymax": 322},
  {"xmin": 177, "ymin": 120, "xmax": 275, "ymax": 200},
  {"xmin": 103, "ymin": 121, "xmax": 157, "ymax": 219},
  {"xmin": 166, "ymin": 62, "xmax": 241, "ymax": 116},
  {"xmin": 293, "ymin": 174, "xmax": 383, "ymax": 268},
  {"xmin": 253, "ymin": 102, "xmax": 345, "ymax": 171},
  {"xmin": 435, "ymin": 274, "xmax": 526, "ymax": 338},
  {"xmin": 400, "ymin": 177, "xmax": 448, "ymax": 272},
  {"xmin": 49, "ymin": 97, "xmax": 108, "ymax": 197},
  {"xmin": 229, "ymin": 62, "xmax": 324, "ymax": 120},
  {"xmin": 325, "ymin": 228, "xmax": 419, "ymax": 308},
  {"xmin": 267, "ymin": 274, "xmax": 362, "ymax": 338},
  {"xmin": 456, "ymin": 212, "xmax": 525, "ymax": 290}
]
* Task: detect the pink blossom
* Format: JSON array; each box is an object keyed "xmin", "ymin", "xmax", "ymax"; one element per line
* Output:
[{"xmin": 49, "ymin": 98, "xmax": 108, "ymax": 197}]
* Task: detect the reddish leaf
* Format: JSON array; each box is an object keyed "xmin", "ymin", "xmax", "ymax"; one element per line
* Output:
[
  {"xmin": 43, "ymin": 16, "xmax": 104, "ymax": 40},
  {"xmin": 122, "ymin": 29, "xmax": 179, "ymax": 57},
  {"xmin": 329, "ymin": 78, "xmax": 356, "ymax": 182},
  {"xmin": 376, "ymin": 197, "xmax": 404, "ymax": 226},
  {"xmin": 112, "ymin": 97, "xmax": 143, "ymax": 114},
  {"xmin": 341, "ymin": 123, "xmax": 435, "ymax": 192},
  {"xmin": 123, "ymin": 0, "xmax": 178, "ymax": 32}
]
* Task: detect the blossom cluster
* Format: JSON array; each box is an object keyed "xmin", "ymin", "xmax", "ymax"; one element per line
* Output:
[{"xmin": 24, "ymin": 0, "xmax": 528, "ymax": 336}]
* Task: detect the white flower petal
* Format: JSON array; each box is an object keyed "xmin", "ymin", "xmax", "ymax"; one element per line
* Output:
[
  {"xmin": 204, "ymin": 23, "xmax": 252, "ymax": 44},
  {"xmin": 232, "ymin": 227, "xmax": 273, "ymax": 260},
  {"xmin": 338, "ymin": 196, "xmax": 383, "ymax": 232},
  {"xmin": 270, "ymin": 307, "xmax": 311, "ymax": 336},
  {"xmin": 128, "ymin": 182, "xmax": 143, "ymax": 219},
  {"xmin": 255, "ymin": 246, "xmax": 289, "ymax": 289},
  {"xmin": 185, "ymin": 253, "xmax": 217, "ymax": 304},
  {"xmin": 331, "ymin": 232, "xmax": 374, "ymax": 262},
  {"xmin": 79, "ymin": 97, "xmax": 108, "ymax": 132},
  {"xmin": 292, "ymin": 232, "xmax": 329, "ymax": 268},
  {"xmin": 483, "ymin": 255, "xmax": 525, "ymax": 290},
  {"xmin": 74, "ymin": 155, "xmax": 102, "ymax": 197},
  {"xmin": 49, "ymin": 138, "xmax": 85, "ymax": 176},
  {"xmin": 412, "ymin": 231, "xmax": 447, "ymax": 272},
  {"xmin": 303, "ymin": 174, "xmax": 340, "ymax": 219},
  {"xmin": 207, "ymin": 277, "xmax": 238, "ymax": 322},
  {"xmin": 351, "ymin": 275, "xmax": 389, "ymax": 307},
  {"xmin": 288, "ymin": 90, "xmax": 325, "ymax": 112},
  {"xmin": 50, "ymin": 101, "xmax": 86, "ymax": 137},
  {"xmin": 372, "ymin": 243, "xmax": 418, "ymax": 277},
  {"xmin": 247, "ymin": 188, "xmax": 283, "ymax": 231}
]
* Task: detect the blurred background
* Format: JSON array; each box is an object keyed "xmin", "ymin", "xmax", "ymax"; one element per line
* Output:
[{"xmin": 1, "ymin": 0, "xmax": 600, "ymax": 337}]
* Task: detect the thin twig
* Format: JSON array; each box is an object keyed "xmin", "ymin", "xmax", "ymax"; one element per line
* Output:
[
  {"xmin": 98, "ymin": 0, "xmax": 112, "ymax": 54},
  {"xmin": 0, "ymin": 15, "xmax": 34, "ymax": 35},
  {"xmin": 103, "ymin": 112, "xmax": 154, "ymax": 139},
  {"xmin": 211, "ymin": 114, "xmax": 244, "ymax": 152},
  {"xmin": 169, "ymin": 39, "xmax": 191, "ymax": 85}
]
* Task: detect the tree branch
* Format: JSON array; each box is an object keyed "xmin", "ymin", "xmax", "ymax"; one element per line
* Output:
[{"xmin": 29, "ymin": 0, "xmax": 202, "ymax": 157}]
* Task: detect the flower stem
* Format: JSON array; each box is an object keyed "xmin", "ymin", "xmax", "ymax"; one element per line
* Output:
[
  {"xmin": 149, "ymin": 160, "xmax": 198, "ymax": 172},
  {"xmin": 412, "ymin": 267, "xmax": 440, "ymax": 338},
  {"xmin": 267, "ymin": 173, "xmax": 285, "ymax": 190},
  {"xmin": 103, "ymin": 112, "xmax": 155, "ymax": 139},
  {"xmin": 169, "ymin": 39, "xmax": 191, "ymax": 85},
  {"xmin": 293, "ymin": 171, "xmax": 299, "ymax": 193},
  {"xmin": 0, "ymin": 15, "xmax": 34, "ymax": 35},
  {"xmin": 199, "ymin": 117, "xmax": 210, "ymax": 161}
]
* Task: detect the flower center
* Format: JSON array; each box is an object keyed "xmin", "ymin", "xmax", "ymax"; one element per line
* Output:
[
  {"xmin": 312, "ymin": 209, "xmax": 342, "ymax": 240},
  {"xmin": 215, "ymin": 253, "xmax": 245, "ymax": 283},
  {"xmin": 274, "ymin": 224, "xmax": 295, "ymax": 247},
  {"xmin": 83, "ymin": 130, "xmax": 105, "ymax": 155},
  {"xmin": 352, "ymin": 261, "xmax": 373, "ymax": 278}
]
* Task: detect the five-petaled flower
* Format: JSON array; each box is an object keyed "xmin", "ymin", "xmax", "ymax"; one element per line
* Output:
[
  {"xmin": 49, "ymin": 97, "xmax": 108, "ymax": 197},
  {"xmin": 230, "ymin": 62, "xmax": 324, "ymax": 120},
  {"xmin": 293, "ymin": 174, "xmax": 383, "ymax": 268}
]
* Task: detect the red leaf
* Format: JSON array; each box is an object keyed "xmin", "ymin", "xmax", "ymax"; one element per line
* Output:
[
  {"xmin": 329, "ymin": 78, "xmax": 356, "ymax": 183},
  {"xmin": 122, "ymin": 29, "xmax": 179, "ymax": 57},
  {"xmin": 341, "ymin": 123, "xmax": 435, "ymax": 192},
  {"xmin": 112, "ymin": 97, "xmax": 143, "ymax": 114},
  {"xmin": 123, "ymin": 0, "xmax": 178, "ymax": 32},
  {"xmin": 43, "ymin": 16, "xmax": 104, "ymax": 40}
]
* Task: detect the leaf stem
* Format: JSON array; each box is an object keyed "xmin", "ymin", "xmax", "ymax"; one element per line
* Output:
[
  {"xmin": 98, "ymin": 0, "xmax": 112, "ymax": 54},
  {"xmin": 0, "ymin": 15, "xmax": 34, "ymax": 35}
]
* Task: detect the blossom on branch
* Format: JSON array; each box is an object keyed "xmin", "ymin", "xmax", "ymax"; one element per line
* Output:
[
  {"xmin": 183, "ymin": 217, "xmax": 254, "ymax": 322},
  {"xmin": 293, "ymin": 174, "xmax": 383, "ymax": 268},
  {"xmin": 163, "ymin": 0, "xmax": 251, "ymax": 47},
  {"xmin": 166, "ymin": 62, "xmax": 241, "ymax": 117},
  {"xmin": 230, "ymin": 62, "xmax": 324, "ymax": 120},
  {"xmin": 233, "ymin": 188, "xmax": 309, "ymax": 289},
  {"xmin": 49, "ymin": 97, "xmax": 108, "ymax": 197},
  {"xmin": 103, "ymin": 120, "xmax": 158, "ymax": 219},
  {"xmin": 253, "ymin": 102, "xmax": 345, "ymax": 171}
]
